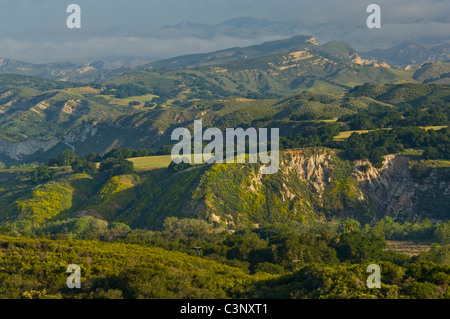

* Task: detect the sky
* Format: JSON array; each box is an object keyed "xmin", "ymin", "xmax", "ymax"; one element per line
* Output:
[{"xmin": 0, "ymin": 0, "xmax": 448, "ymax": 63}]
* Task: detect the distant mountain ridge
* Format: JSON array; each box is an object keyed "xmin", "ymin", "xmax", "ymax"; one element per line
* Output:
[
  {"xmin": 107, "ymin": 38, "xmax": 414, "ymax": 100},
  {"xmin": 0, "ymin": 34, "xmax": 448, "ymax": 85},
  {"xmin": 141, "ymin": 35, "xmax": 320, "ymax": 70},
  {"xmin": 0, "ymin": 16, "xmax": 447, "ymax": 80},
  {"xmin": 0, "ymin": 79, "xmax": 447, "ymax": 165},
  {"xmin": 158, "ymin": 17, "xmax": 299, "ymax": 39},
  {"xmin": 0, "ymin": 35, "xmax": 321, "ymax": 82},
  {"xmin": 360, "ymin": 41, "xmax": 450, "ymax": 66},
  {"xmin": 0, "ymin": 58, "xmax": 129, "ymax": 83}
]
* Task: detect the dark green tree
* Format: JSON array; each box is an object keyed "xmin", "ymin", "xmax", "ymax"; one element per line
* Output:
[{"xmin": 31, "ymin": 165, "xmax": 54, "ymax": 184}]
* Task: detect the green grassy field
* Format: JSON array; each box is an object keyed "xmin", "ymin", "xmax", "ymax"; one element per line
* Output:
[
  {"xmin": 129, "ymin": 155, "xmax": 173, "ymax": 170},
  {"xmin": 399, "ymin": 149, "xmax": 424, "ymax": 156},
  {"xmin": 420, "ymin": 126, "xmax": 448, "ymax": 131},
  {"xmin": 99, "ymin": 94, "xmax": 158, "ymax": 108},
  {"xmin": 334, "ymin": 130, "xmax": 373, "ymax": 140},
  {"xmin": 0, "ymin": 167, "xmax": 36, "ymax": 173},
  {"xmin": 385, "ymin": 240, "xmax": 431, "ymax": 256},
  {"xmin": 334, "ymin": 126, "xmax": 448, "ymax": 140},
  {"xmin": 128, "ymin": 153, "xmax": 252, "ymax": 171},
  {"xmin": 410, "ymin": 159, "xmax": 450, "ymax": 168}
]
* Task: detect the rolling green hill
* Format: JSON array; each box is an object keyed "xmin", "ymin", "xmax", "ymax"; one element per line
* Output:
[
  {"xmin": 1, "ymin": 33, "xmax": 450, "ymax": 301},
  {"xmin": 0, "ymin": 234, "xmax": 265, "ymax": 299},
  {"xmin": 2, "ymin": 233, "xmax": 449, "ymax": 299},
  {"xmin": 143, "ymin": 35, "xmax": 320, "ymax": 70},
  {"xmin": 413, "ymin": 62, "xmax": 450, "ymax": 84},
  {"xmin": 0, "ymin": 81, "xmax": 448, "ymax": 166},
  {"xmin": 0, "ymin": 75, "xmax": 137, "ymax": 143},
  {"xmin": 360, "ymin": 41, "xmax": 450, "ymax": 66},
  {"xmin": 109, "ymin": 40, "xmax": 416, "ymax": 100},
  {"xmin": 0, "ymin": 58, "xmax": 134, "ymax": 83},
  {"xmin": 1, "ymin": 147, "xmax": 449, "ymax": 233}
]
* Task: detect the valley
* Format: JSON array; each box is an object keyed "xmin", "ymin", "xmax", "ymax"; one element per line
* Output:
[{"xmin": 0, "ymin": 33, "xmax": 449, "ymax": 300}]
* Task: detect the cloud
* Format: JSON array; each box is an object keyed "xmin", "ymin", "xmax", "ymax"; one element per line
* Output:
[{"xmin": 0, "ymin": 35, "xmax": 284, "ymax": 63}]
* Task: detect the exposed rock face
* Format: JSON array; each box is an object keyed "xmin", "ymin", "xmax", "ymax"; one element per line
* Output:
[
  {"xmin": 186, "ymin": 148, "xmax": 449, "ymax": 229},
  {"xmin": 355, "ymin": 155, "xmax": 449, "ymax": 221},
  {"xmin": 61, "ymin": 99, "xmax": 81, "ymax": 115},
  {"xmin": 0, "ymin": 119, "xmax": 168, "ymax": 162},
  {"xmin": 0, "ymin": 122, "xmax": 99, "ymax": 161},
  {"xmin": 0, "ymin": 136, "xmax": 60, "ymax": 160},
  {"xmin": 283, "ymin": 149, "xmax": 449, "ymax": 221},
  {"xmin": 351, "ymin": 52, "xmax": 391, "ymax": 68},
  {"xmin": 64, "ymin": 122, "xmax": 98, "ymax": 144},
  {"xmin": 306, "ymin": 37, "xmax": 319, "ymax": 46},
  {"xmin": 354, "ymin": 155, "xmax": 416, "ymax": 219},
  {"xmin": 1, "ymin": 134, "xmax": 447, "ymax": 225},
  {"xmin": 283, "ymin": 149, "xmax": 333, "ymax": 193}
]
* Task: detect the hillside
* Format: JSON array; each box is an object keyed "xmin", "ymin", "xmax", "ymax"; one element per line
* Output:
[
  {"xmin": 0, "ymin": 74, "xmax": 139, "ymax": 143},
  {"xmin": 2, "ymin": 233, "xmax": 449, "ymax": 299},
  {"xmin": 0, "ymin": 80, "xmax": 449, "ymax": 301},
  {"xmin": 0, "ymin": 35, "xmax": 418, "ymax": 88},
  {"xmin": 1, "ymin": 147, "xmax": 448, "ymax": 232},
  {"xmin": 1, "ymin": 147, "xmax": 449, "ymax": 300},
  {"xmin": 1, "ymin": 81, "xmax": 447, "ymax": 231},
  {"xmin": 360, "ymin": 41, "xmax": 450, "ymax": 66},
  {"xmin": 142, "ymin": 35, "xmax": 320, "ymax": 70},
  {"xmin": 0, "ymin": 82, "xmax": 447, "ymax": 165},
  {"xmin": 412, "ymin": 62, "xmax": 450, "ymax": 84},
  {"xmin": 0, "ymin": 234, "xmax": 262, "ymax": 299},
  {"xmin": 0, "ymin": 11, "xmax": 450, "ymax": 302},
  {"xmin": 113, "ymin": 39, "xmax": 415, "ymax": 100},
  {"xmin": 0, "ymin": 58, "xmax": 136, "ymax": 83}
]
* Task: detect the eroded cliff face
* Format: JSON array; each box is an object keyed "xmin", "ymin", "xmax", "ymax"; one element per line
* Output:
[
  {"xmin": 354, "ymin": 155, "xmax": 415, "ymax": 219},
  {"xmin": 0, "ymin": 122, "xmax": 98, "ymax": 161},
  {"xmin": 1, "ymin": 140, "xmax": 448, "ymax": 228},
  {"xmin": 354, "ymin": 155, "xmax": 449, "ymax": 221},
  {"xmin": 0, "ymin": 120, "xmax": 168, "ymax": 163},
  {"xmin": 186, "ymin": 148, "xmax": 449, "ymax": 230},
  {"xmin": 0, "ymin": 136, "xmax": 60, "ymax": 160},
  {"xmin": 282, "ymin": 149, "xmax": 334, "ymax": 194},
  {"xmin": 282, "ymin": 149, "xmax": 449, "ymax": 222},
  {"xmin": 64, "ymin": 122, "xmax": 98, "ymax": 144}
]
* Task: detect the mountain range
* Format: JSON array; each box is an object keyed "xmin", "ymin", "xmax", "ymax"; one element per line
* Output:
[
  {"xmin": 0, "ymin": 27, "xmax": 449, "ymax": 84},
  {"xmin": 361, "ymin": 41, "xmax": 450, "ymax": 66},
  {"xmin": 158, "ymin": 17, "xmax": 300, "ymax": 40},
  {"xmin": 0, "ymin": 34, "xmax": 449, "ymax": 166},
  {"xmin": 0, "ymin": 12, "xmax": 449, "ymax": 302}
]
